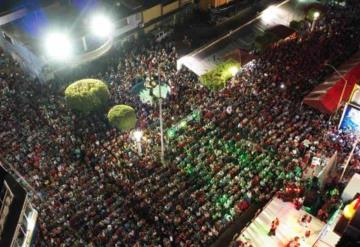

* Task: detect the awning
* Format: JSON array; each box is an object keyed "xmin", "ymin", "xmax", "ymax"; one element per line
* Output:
[{"xmin": 303, "ymin": 51, "xmax": 360, "ymax": 114}]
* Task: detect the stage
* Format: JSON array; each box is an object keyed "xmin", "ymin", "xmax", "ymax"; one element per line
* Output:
[{"xmin": 236, "ymin": 197, "xmax": 325, "ymax": 247}]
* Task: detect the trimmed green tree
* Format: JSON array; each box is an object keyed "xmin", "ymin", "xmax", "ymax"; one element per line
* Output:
[
  {"xmin": 199, "ymin": 59, "xmax": 241, "ymax": 90},
  {"xmin": 306, "ymin": 8, "xmax": 322, "ymax": 21},
  {"xmin": 107, "ymin": 105, "xmax": 137, "ymax": 131},
  {"xmin": 65, "ymin": 79, "xmax": 110, "ymax": 114}
]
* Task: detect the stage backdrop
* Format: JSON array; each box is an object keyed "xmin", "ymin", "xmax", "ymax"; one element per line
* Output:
[{"xmin": 339, "ymin": 104, "xmax": 360, "ymax": 134}]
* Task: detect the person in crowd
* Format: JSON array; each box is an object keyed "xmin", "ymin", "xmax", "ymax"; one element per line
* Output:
[
  {"xmin": 0, "ymin": 1, "xmax": 359, "ymax": 245},
  {"xmin": 268, "ymin": 217, "xmax": 280, "ymax": 236}
]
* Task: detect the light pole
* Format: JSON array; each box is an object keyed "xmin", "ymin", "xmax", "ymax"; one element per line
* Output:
[
  {"xmin": 158, "ymin": 64, "xmax": 165, "ymax": 164},
  {"xmin": 325, "ymin": 63, "xmax": 348, "ymax": 117},
  {"xmin": 145, "ymin": 63, "xmax": 166, "ymax": 164},
  {"xmin": 229, "ymin": 66, "xmax": 239, "ymax": 86},
  {"xmin": 311, "ymin": 11, "xmax": 320, "ymax": 31},
  {"xmin": 132, "ymin": 130, "xmax": 143, "ymax": 156},
  {"xmin": 229, "ymin": 66, "xmax": 239, "ymax": 77}
]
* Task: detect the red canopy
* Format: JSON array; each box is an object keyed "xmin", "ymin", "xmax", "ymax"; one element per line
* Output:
[
  {"xmin": 223, "ymin": 48, "xmax": 256, "ymax": 66},
  {"xmin": 304, "ymin": 52, "xmax": 360, "ymax": 114}
]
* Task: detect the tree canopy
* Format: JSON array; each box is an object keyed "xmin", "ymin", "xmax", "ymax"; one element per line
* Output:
[
  {"xmin": 65, "ymin": 79, "xmax": 110, "ymax": 114},
  {"xmin": 107, "ymin": 105, "xmax": 137, "ymax": 131},
  {"xmin": 199, "ymin": 59, "xmax": 241, "ymax": 90}
]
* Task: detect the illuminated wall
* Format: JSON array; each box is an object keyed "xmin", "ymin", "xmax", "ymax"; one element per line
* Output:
[
  {"xmin": 140, "ymin": 0, "xmax": 193, "ymax": 30},
  {"xmin": 144, "ymin": 23, "xmax": 157, "ymax": 33},
  {"xmin": 199, "ymin": 0, "xmax": 231, "ymax": 10},
  {"xmin": 142, "ymin": 4, "xmax": 162, "ymax": 24},
  {"xmin": 212, "ymin": 0, "xmax": 230, "ymax": 7},
  {"xmin": 180, "ymin": 0, "xmax": 193, "ymax": 6},
  {"xmin": 163, "ymin": 1, "xmax": 179, "ymax": 15}
]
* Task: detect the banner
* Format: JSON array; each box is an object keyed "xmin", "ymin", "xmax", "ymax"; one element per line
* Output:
[
  {"xmin": 318, "ymin": 152, "xmax": 337, "ymax": 189},
  {"xmin": 338, "ymin": 103, "xmax": 360, "ymax": 134}
]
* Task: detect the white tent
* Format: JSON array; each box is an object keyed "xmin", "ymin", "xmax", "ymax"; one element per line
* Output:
[{"xmin": 342, "ymin": 173, "xmax": 360, "ymax": 202}]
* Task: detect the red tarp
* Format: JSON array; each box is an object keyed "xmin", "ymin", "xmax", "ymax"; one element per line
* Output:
[
  {"xmin": 304, "ymin": 52, "xmax": 360, "ymax": 114},
  {"xmin": 223, "ymin": 48, "xmax": 256, "ymax": 66}
]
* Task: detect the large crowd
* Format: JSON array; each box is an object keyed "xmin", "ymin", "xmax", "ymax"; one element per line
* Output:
[{"xmin": 1, "ymin": 1, "xmax": 360, "ymax": 246}]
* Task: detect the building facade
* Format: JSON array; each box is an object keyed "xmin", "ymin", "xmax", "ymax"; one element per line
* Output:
[
  {"xmin": 0, "ymin": 0, "xmax": 195, "ymax": 82},
  {"xmin": 198, "ymin": 0, "xmax": 233, "ymax": 11}
]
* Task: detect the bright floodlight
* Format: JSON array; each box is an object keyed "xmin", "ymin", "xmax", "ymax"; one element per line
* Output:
[
  {"xmin": 313, "ymin": 11, "xmax": 320, "ymax": 19},
  {"xmin": 44, "ymin": 32, "xmax": 73, "ymax": 60},
  {"xmin": 261, "ymin": 5, "xmax": 280, "ymax": 24},
  {"xmin": 90, "ymin": 14, "xmax": 114, "ymax": 38},
  {"xmin": 229, "ymin": 66, "xmax": 239, "ymax": 77},
  {"xmin": 133, "ymin": 130, "xmax": 143, "ymax": 142}
]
